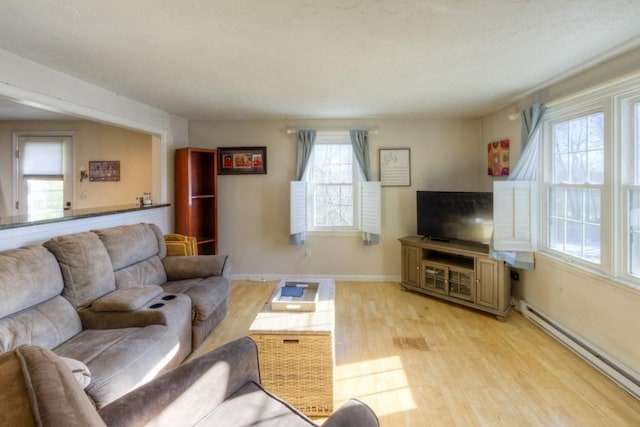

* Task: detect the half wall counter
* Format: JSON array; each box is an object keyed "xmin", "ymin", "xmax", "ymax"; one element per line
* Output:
[{"xmin": 0, "ymin": 204, "xmax": 170, "ymax": 252}]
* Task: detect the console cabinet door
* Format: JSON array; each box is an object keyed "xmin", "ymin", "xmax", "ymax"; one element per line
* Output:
[
  {"xmin": 448, "ymin": 266, "xmax": 475, "ymax": 302},
  {"xmin": 421, "ymin": 261, "xmax": 448, "ymax": 295},
  {"xmin": 402, "ymin": 244, "xmax": 421, "ymax": 287},
  {"xmin": 476, "ymin": 258, "xmax": 498, "ymax": 309}
]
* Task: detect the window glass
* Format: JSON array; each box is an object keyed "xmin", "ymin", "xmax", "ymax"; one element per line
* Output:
[
  {"xmin": 549, "ymin": 112, "xmax": 604, "ymax": 264},
  {"xmin": 629, "ymin": 103, "xmax": 640, "ymax": 277},
  {"xmin": 636, "ymin": 104, "xmax": 640, "ymax": 184},
  {"xmin": 629, "ymin": 190, "xmax": 640, "ymax": 276},
  {"xmin": 552, "ymin": 113, "xmax": 604, "ymax": 185},
  {"xmin": 307, "ymin": 136, "xmax": 358, "ymax": 229},
  {"xmin": 27, "ymin": 179, "xmax": 64, "ymax": 219}
]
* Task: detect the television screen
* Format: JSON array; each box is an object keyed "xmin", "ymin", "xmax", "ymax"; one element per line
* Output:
[{"xmin": 417, "ymin": 191, "xmax": 493, "ymax": 245}]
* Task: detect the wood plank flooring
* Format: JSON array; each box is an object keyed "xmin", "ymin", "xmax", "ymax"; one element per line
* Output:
[{"xmin": 190, "ymin": 280, "xmax": 640, "ymax": 426}]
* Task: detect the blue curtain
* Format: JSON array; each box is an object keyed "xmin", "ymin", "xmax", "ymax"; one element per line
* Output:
[
  {"xmin": 510, "ymin": 103, "xmax": 547, "ymax": 180},
  {"xmin": 295, "ymin": 130, "xmax": 316, "ymax": 180},
  {"xmin": 290, "ymin": 130, "xmax": 316, "ymax": 245},
  {"xmin": 350, "ymin": 130, "xmax": 379, "ymax": 245},
  {"xmin": 490, "ymin": 103, "xmax": 546, "ymax": 269}
]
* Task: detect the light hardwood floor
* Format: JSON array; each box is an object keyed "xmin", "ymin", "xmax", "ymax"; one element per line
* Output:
[{"xmin": 190, "ymin": 280, "xmax": 640, "ymax": 426}]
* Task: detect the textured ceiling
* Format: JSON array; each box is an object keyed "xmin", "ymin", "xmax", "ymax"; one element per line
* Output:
[{"xmin": 1, "ymin": 0, "xmax": 640, "ymax": 120}]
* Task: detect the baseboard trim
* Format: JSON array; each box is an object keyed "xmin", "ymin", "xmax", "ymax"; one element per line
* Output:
[
  {"xmin": 521, "ymin": 300, "xmax": 640, "ymax": 401},
  {"xmin": 231, "ymin": 274, "xmax": 401, "ymax": 282}
]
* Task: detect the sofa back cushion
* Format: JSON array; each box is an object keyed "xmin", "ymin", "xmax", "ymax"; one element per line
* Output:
[
  {"xmin": 0, "ymin": 246, "xmax": 64, "ymax": 318},
  {"xmin": 0, "ymin": 346, "xmax": 106, "ymax": 427},
  {"xmin": 0, "ymin": 296, "xmax": 83, "ymax": 353},
  {"xmin": 44, "ymin": 232, "xmax": 116, "ymax": 308},
  {"xmin": 94, "ymin": 223, "xmax": 167, "ymax": 288}
]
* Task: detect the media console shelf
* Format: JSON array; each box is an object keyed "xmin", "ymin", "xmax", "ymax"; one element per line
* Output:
[{"xmin": 399, "ymin": 236, "xmax": 511, "ymax": 321}]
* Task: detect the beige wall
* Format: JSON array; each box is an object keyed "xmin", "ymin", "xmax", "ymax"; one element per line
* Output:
[
  {"xmin": 0, "ymin": 120, "xmax": 153, "ymax": 216},
  {"xmin": 189, "ymin": 118, "xmax": 483, "ymax": 279},
  {"xmin": 481, "ymin": 47, "xmax": 640, "ymax": 374}
]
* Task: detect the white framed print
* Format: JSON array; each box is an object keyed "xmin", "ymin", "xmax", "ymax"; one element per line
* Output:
[{"xmin": 379, "ymin": 148, "xmax": 411, "ymax": 186}]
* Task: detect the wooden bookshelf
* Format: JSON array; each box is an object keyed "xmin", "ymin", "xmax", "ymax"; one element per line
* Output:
[{"xmin": 175, "ymin": 147, "xmax": 218, "ymax": 254}]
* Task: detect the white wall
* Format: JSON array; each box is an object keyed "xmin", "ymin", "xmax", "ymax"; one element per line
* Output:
[
  {"xmin": 0, "ymin": 48, "xmax": 188, "ymax": 242},
  {"xmin": 189, "ymin": 118, "xmax": 483, "ymax": 280},
  {"xmin": 481, "ymin": 47, "xmax": 640, "ymax": 374}
]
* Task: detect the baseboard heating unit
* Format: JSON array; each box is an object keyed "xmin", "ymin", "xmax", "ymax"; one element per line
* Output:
[{"xmin": 520, "ymin": 301, "xmax": 640, "ymax": 401}]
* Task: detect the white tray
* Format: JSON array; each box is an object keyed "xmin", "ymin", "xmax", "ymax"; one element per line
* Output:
[{"xmin": 271, "ymin": 281, "xmax": 320, "ymax": 312}]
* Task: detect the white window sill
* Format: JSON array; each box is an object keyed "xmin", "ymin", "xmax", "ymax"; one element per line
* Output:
[{"xmin": 307, "ymin": 230, "xmax": 361, "ymax": 238}]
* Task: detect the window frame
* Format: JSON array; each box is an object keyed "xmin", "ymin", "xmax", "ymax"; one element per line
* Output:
[
  {"xmin": 621, "ymin": 93, "xmax": 640, "ymax": 283},
  {"xmin": 539, "ymin": 76, "xmax": 640, "ymax": 288},
  {"xmin": 542, "ymin": 97, "xmax": 612, "ymax": 274},
  {"xmin": 305, "ymin": 132, "xmax": 361, "ymax": 233}
]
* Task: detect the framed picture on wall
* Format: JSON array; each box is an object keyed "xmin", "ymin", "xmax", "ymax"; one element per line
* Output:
[
  {"xmin": 379, "ymin": 148, "xmax": 411, "ymax": 186},
  {"xmin": 488, "ymin": 139, "xmax": 510, "ymax": 176},
  {"xmin": 88, "ymin": 160, "xmax": 120, "ymax": 181},
  {"xmin": 217, "ymin": 146, "xmax": 267, "ymax": 175}
]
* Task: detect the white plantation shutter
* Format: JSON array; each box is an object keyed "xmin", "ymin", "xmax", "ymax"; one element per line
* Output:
[
  {"xmin": 493, "ymin": 180, "xmax": 537, "ymax": 251},
  {"xmin": 290, "ymin": 181, "xmax": 307, "ymax": 235},
  {"xmin": 291, "ymin": 180, "xmax": 381, "ymax": 237},
  {"xmin": 361, "ymin": 181, "xmax": 381, "ymax": 235}
]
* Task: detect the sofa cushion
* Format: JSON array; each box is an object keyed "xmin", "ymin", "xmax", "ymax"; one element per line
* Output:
[
  {"xmin": 0, "ymin": 295, "xmax": 82, "ymax": 353},
  {"xmin": 54, "ymin": 325, "xmax": 181, "ymax": 408},
  {"xmin": 91, "ymin": 285, "xmax": 163, "ymax": 312},
  {"xmin": 113, "ymin": 256, "xmax": 168, "ymax": 289},
  {"xmin": 44, "ymin": 232, "xmax": 116, "ymax": 308},
  {"xmin": 95, "ymin": 223, "xmax": 168, "ymax": 288},
  {"xmin": 162, "ymin": 276, "xmax": 231, "ymax": 322},
  {"xmin": 198, "ymin": 381, "xmax": 316, "ymax": 426},
  {"xmin": 94, "ymin": 223, "xmax": 166, "ymax": 271},
  {"xmin": 0, "ymin": 246, "xmax": 64, "ymax": 318},
  {"xmin": 163, "ymin": 254, "xmax": 229, "ymax": 280},
  {"xmin": 0, "ymin": 346, "xmax": 106, "ymax": 427}
]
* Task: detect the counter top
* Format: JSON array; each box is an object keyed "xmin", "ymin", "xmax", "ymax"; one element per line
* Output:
[{"xmin": 0, "ymin": 203, "xmax": 170, "ymax": 231}]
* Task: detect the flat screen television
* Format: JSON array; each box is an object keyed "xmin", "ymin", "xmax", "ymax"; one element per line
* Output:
[{"xmin": 417, "ymin": 191, "xmax": 493, "ymax": 245}]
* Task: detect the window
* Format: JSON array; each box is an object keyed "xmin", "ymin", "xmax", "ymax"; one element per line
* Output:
[
  {"xmin": 627, "ymin": 101, "xmax": 640, "ymax": 278},
  {"xmin": 13, "ymin": 132, "xmax": 74, "ymax": 218},
  {"xmin": 539, "ymin": 76, "xmax": 640, "ymax": 287},
  {"xmin": 290, "ymin": 131, "xmax": 381, "ymax": 241},
  {"xmin": 306, "ymin": 134, "xmax": 360, "ymax": 230},
  {"xmin": 547, "ymin": 112, "xmax": 604, "ymax": 264}
]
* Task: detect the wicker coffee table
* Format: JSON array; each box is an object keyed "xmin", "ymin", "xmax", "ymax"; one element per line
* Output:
[{"xmin": 248, "ymin": 278, "xmax": 335, "ymax": 417}]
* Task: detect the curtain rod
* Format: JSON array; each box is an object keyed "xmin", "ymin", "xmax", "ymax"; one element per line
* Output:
[{"xmin": 285, "ymin": 128, "xmax": 378, "ymax": 135}]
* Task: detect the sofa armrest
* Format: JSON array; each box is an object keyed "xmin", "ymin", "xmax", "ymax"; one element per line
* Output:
[
  {"xmin": 322, "ymin": 399, "xmax": 380, "ymax": 427},
  {"xmin": 91, "ymin": 286, "xmax": 163, "ymax": 312},
  {"xmin": 162, "ymin": 254, "xmax": 230, "ymax": 281},
  {"xmin": 79, "ymin": 293, "xmax": 191, "ymax": 330},
  {"xmin": 98, "ymin": 336, "xmax": 260, "ymax": 427}
]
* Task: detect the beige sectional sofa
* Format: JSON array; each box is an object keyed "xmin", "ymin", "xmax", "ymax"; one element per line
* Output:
[
  {"xmin": 0, "ymin": 222, "xmax": 230, "ymax": 408},
  {"xmin": 1, "ymin": 339, "xmax": 380, "ymax": 427}
]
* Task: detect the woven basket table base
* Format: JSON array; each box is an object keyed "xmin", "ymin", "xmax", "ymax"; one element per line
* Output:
[{"xmin": 249, "ymin": 278, "xmax": 335, "ymax": 416}]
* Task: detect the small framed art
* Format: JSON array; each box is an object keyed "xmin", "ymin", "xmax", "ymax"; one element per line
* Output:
[
  {"xmin": 380, "ymin": 148, "xmax": 411, "ymax": 186},
  {"xmin": 88, "ymin": 160, "xmax": 120, "ymax": 182},
  {"xmin": 218, "ymin": 146, "xmax": 267, "ymax": 175},
  {"xmin": 488, "ymin": 139, "xmax": 509, "ymax": 176}
]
